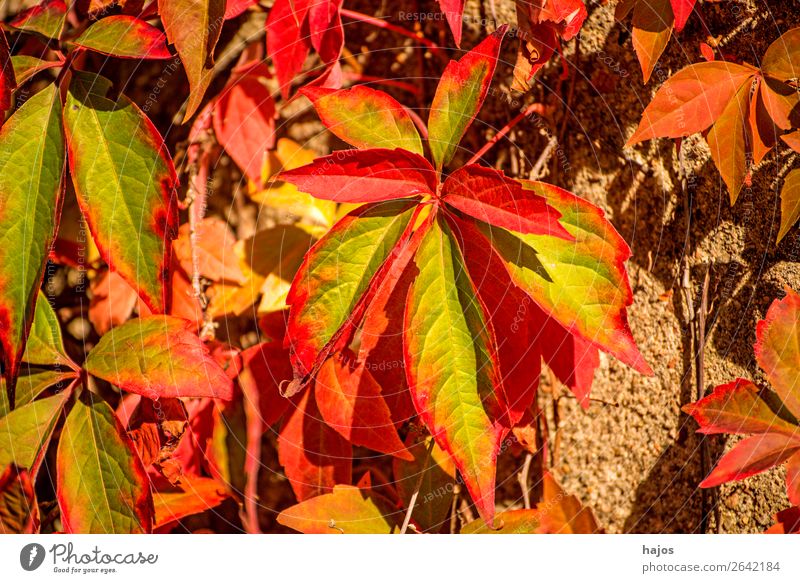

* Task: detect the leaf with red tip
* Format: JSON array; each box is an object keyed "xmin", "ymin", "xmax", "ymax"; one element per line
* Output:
[
  {"xmin": 286, "ymin": 200, "xmax": 419, "ymax": 375},
  {"xmin": 486, "ymin": 181, "xmax": 651, "ymax": 376},
  {"xmin": 277, "ymin": 388, "xmax": 352, "ymax": 501},
  {"xmin": 682, "ymin": 379, "xmax": 799, "ymax": 437},
  {"xmin": 153, "ymin": 476, "xmax": 230, "ymax": 529},
  {"xmin": 213, "ymin": 72, "xmax": 276, "ymax": 184},
  {"xmin": 11, "ymin": 55, "xmax": 63, "ymax": 86},
  {"xmin": 428, "ymin": 26, "xmax": 507, "ymax": 171},
  {"xmin": 277, "ymin": 484, "xmax": 402, "ymax": 533},
  {"xmin": 9, "ymin": 0, "xmax": 66, "ymax": 41},
  {"xmin": 437, "ymin": 0, "xmax": 465, "ymax": 46},
  {"xmin": 779, "ymin": 170, "xmax": 800, "ymax": 243},
  {"xmin": 0, "ymin": 30, "xmax": 14, "ymax": 119},
  {"xmin": 0, "ymin": 84, "xmax": 65, "ymax": 402},
  {"xmin": 627, "ymin": 62, "xmax": 754, "ymax": 145},
  {"xmin": 238, "ymin": 341, "xmax": 293, "ymax": 430},
  {"xmin": 706, "ymin": 79, "xmax": 752, "ymax": 204},
  {"xmin": 23, "ymin": 292, "xmax": 76, "ymax": 371},
  {"xmin": 315, "ymin": 357, "xmax": 411, "ymax": 459},
  {"xmin": 761, "ymin": 28, "xmax": 800, "ymax": 82},
  {"xmin": 57, "ymin": 393, "xmax": 154, "ymax": 533},
  {"xmin": 84, "ymin": 316, "xmax": 234, "ymax": 400},
  {"xmin": 158, "ymin": 0, "xmax": 225, "ymax": 121},
  {"xmin": 442, "ymin": 164, "xmax": 571, "ymax": 239},
  {"xmin": 301, "ymin": 86, "xmax": 423, "ymax": 155},
  {"xmin": 72, "ymin": 15, "xmax": 172, "ymax": 59},
  {"xmin": 670, "ymin": 0, "xmax": 695, "ymax": 33},
  {"xmin": 755, "ymin": 288, "xmax": 800, "ymax": 419},
  {"xmin": 766, "ymin": 506, "xmax": 800, "ymax": 534},
  {"xmin": 404, "ymin": 216, "xmax": 506, "ymax": 524},
  {"xmin": 64, "ymin": 72, "xmax": 179, "ymax": 313},
  {"xmin": 700, "ymin": 433, "xmax": 800, "ymax": 488},
  {"xmin": 631, "ymin": 0, "xmax": 673, "ymax": 83},
  {"xmin": 279, "ymin": 148, "xmax": 436, "ymax": 203}
]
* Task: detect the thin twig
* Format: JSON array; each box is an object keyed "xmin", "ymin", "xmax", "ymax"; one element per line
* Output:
[
  {"xmin": 518, "ymin": 453, "xmax": 533, "ymax": 509},
  {"xmin": 466, "ymin": 102, "xmax": 547, "ymax": 166},
  {"xmin": 449, "ymin": 483, "xmax": 461, "ymax": 534},
  {"xmin": 400, "ymin": 438, "xmax": 435, "ymax": 534}
]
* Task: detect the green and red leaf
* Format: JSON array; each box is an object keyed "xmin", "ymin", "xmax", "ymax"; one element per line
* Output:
[
  {"xmin": 285, "ymin": 200, "xmax": 419, "ymax": 375},
  {"xmin": 0, "ymin": 391, "xmax": 69, "ymax": 475},
  {"xmin": 699, "ymin": 433, "xmax": 800, "ymax": 488},
  {"xmin": 0, "ymin": 84, "xmax": 65, "ymax": 402},
  {"xmin": 301, "ymin": 86, "xmax": 424, "ymax": 155},
  {"xmin": 72, "ymin": 15, "xmax": 172, "ymax": 59},
  {"xmin": 0, "ymin": 30, "xmax": 14, "ymax": 118},
  {"xmin": 57, "ymin": 393, "xmax": 154, "ymax": 533},
  {"xmin": 64, "ymin": 72, "xmax": 178, "ymax": 313},
  {"xmin": 84, "ymin": 316, "xmax": 234, "ymax": 400},
  {"xmin": 8, "ymin": 0, "xmax": 67, "ymax": 41},
  {"xmin": 404, "ymin": 215, "xmax": 507, "ymax": 524},
  {"xmin": 427, "ymin": 25, "xmax": 507, "ymax": 171}
]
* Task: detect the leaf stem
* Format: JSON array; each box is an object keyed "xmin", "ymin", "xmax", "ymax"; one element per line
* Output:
[
  {"xmin": 340, "ymin": 9, "xmax": 441, "ymax": 53},
  {"xmin": 466, "ymin": 102, "xmax": 546, "ymax": 166}
]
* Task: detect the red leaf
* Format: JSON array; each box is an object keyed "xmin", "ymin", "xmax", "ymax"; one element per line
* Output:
[
  {"xmin": 0, "ymin": 465, "xmax": 37, "ymax": 534},
  {"xmin": 700, "ymin": 433, "xmax": 800, "ymax": 488},
  {"xmin": 670, "ymin": 0, "xmax": 696, "ymax": 33},
  {"xmin": 787, "ymin": 452, "xmax": 800, "ymax": 507},
  {"xmin": 442, "ymin": 164, "xmax": 571, "ymax": 239},
  {"xmin": 437, "ymin": 0, "xmax": 465, "ymax": 46},
  {"xmin": 9, "ymin": 0, "xmax": 67, "ymax": 40},
  {"xmin": 277, "ymin": 388, "xmax": 352, "ymax": 501},
  {"xmin": 266, "ymin": 0, "xmax": 313, "ymax": 97},
  {"xmin": 225, "ymin": 0, "xmax": 258, "ymax": 19},
  {"xmin": 89, "ymin": 269, "xmax": 142, "ymax": 335},
  {"xmin": 238, "ymin": 341, "xmax": 293, "ymax": 430},
  {"xmin": 314, "ymin": 356, "xmax": 412, "ymax": 460},
  {"xmin": 212, "ymin": 72, "xmax": 276, "ymax": 185},
  {"xmin": 279, "ymin": 148, "xmax": 436, "ymax": 203},
  {"xmin": 153, "ymin": 476, "xmax": 230, "ymax": 529},
  {"xmin": 766, "ymin": 506, "xmax": 800, "ymax": 534}
]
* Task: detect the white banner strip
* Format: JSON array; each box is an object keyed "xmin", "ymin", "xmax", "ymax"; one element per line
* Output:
[{"xmin": 1, "ymin": 534, "xmax": 798, "ymax": 582}]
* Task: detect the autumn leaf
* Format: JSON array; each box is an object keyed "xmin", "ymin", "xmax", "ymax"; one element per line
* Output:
[
  {"xmin": 57, "ymin": 393, "xmax": 154, "ymax": 533},
  {"xmin": 0, "ymin": 30, "xmax": 14, "ymax": 119},
  {"xmin": 0, "ymin": 391, "xmax": 70, "ymax": 475},
  {"xmin": 71, "ymin": 15, "xmax": 172, "ymax": 59},
  {"xmin": 8, "ymin": 0, "xmax": 67, "ymax": 41},
  {"xmin": 84, "ymin": 316, "xmax": 234, "ymax": 400},
  {"xmin": 64, "ymin": 72, "xmax": 179, "ymax": 313},
  {"xmin": 158, "ymin": 0, "xmax": 225, "ymax": 121},
  {"xmin": 0, "ymin": 84, "xmax": 65, "ymax": 404},
  {"xmin": 0, "ymin": 465, "xmax": 38, "ymax": 534}
]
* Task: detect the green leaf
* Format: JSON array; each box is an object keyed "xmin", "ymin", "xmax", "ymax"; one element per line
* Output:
[
  {"xmin": 57, "ymin": 393, "xmax": 153, "ymax": 533},
  {"xmin": 0, "ymin": 83, "xmax": 65, "ymax": 402},
  {"xmin": 1, "ymin": 368, "xmax": 76, "ymax": 419},
  {"xmin": 0, "ymin": 392, "xmax": 69, "ymax": 473},
  {"xmin": 158, "ymin": 0, "xmax": 225, "ymax": 121},
  {"xmin": 286, "ymin": 200, "xmax": 419, "ymax": 375},
  {"xmin": 11, "ymin": 55, "xmax": 63, "ymax": 85},
  {"xmin": 84, "ymin": 316, "xmax": 234, "ymax": 400},
  {"xmin": 428, "ymin": 27, "xmax": 506, "ymax": 171},
  {"xmin": 485, "ymin": 181, "xmax": 652, "ymax": 375},
  {"xmin": 71, "ymin": 15, "xmax": 172, "ymax": 60},
  {"xmin": 277, "ymin": 485, "xmax": 403, "ymax": 534},
  {"xmin": 22, "ymin": 291, "xmax": 75, "ymax": 370},
  {"xmin": 404, "ymin": 216, "xmax": 506, "ymax": 524},
  {"xmin": 63, "ymin": 72, "xmax": 178, "ymax": 313},
  {"xmin": 301, "ymin": 86, "xmax": 424, "ymax": 155}
]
